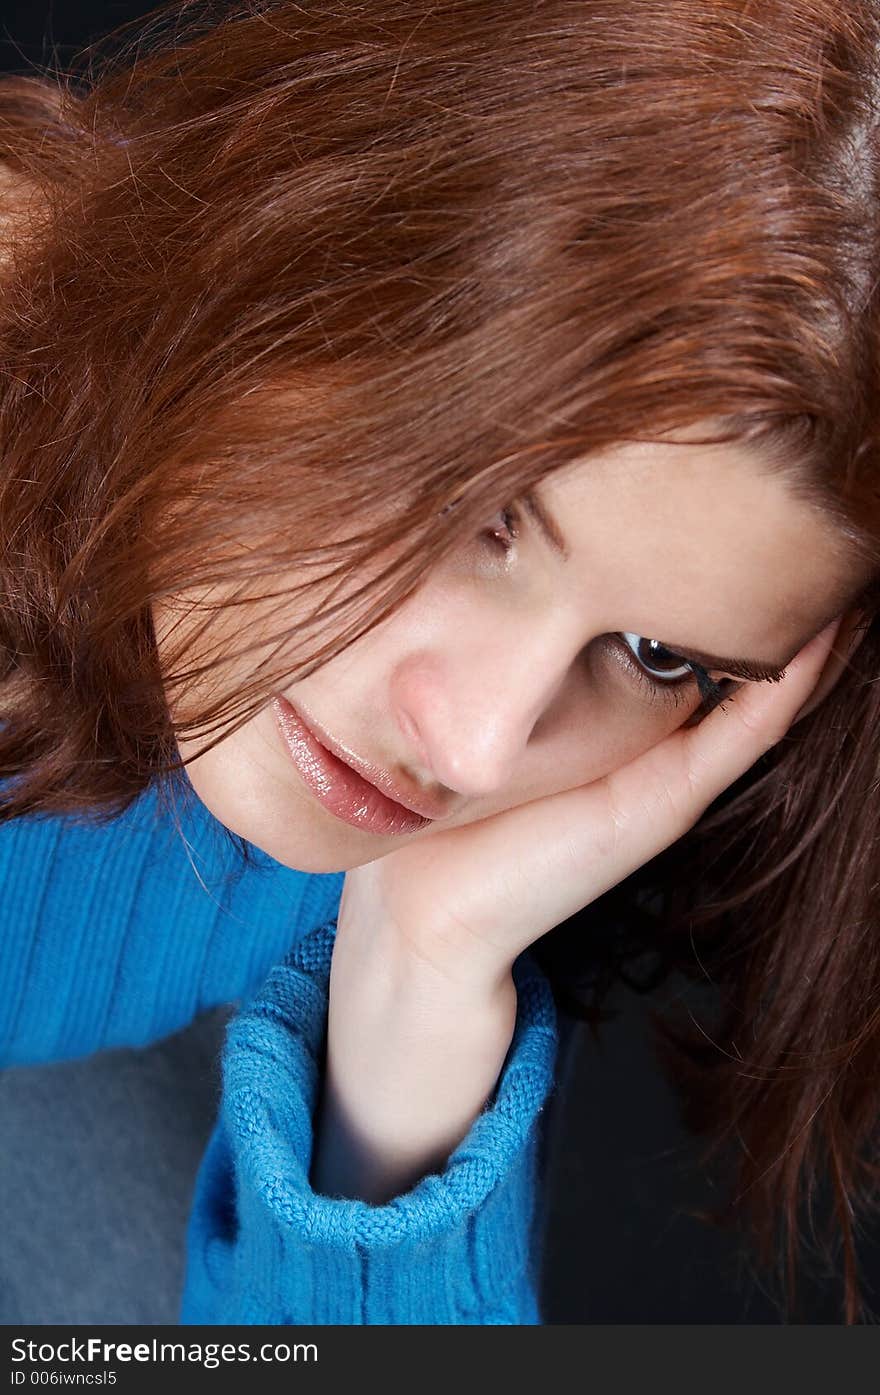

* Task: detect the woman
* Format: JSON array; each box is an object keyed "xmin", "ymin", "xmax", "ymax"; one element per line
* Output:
[{"xmin": 1, "ymin": 0, "xmax": 879, "ymax": 1324}]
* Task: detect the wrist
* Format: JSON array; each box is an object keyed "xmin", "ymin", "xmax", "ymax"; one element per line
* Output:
[
  {"xmin": 310, "ymin": 945, "xmax": 517, "ymax": 1204},
  {"xmin": 356, "ymin": 900, "xmax": 519, "ymax": 1015},
  {"xmin": 335, "ymin": 860, "xmax": 519, "ymax": 1009}
]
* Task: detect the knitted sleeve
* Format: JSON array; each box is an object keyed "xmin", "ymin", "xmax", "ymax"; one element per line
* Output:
[{"xmin": 179, "ymin": 918, "xmax": 560, "ymax": 1325}]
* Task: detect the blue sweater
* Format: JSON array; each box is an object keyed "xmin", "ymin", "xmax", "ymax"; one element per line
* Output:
[{"xmin": 0, "ymin": 774, "xmax": 559, "ymax": 1324}]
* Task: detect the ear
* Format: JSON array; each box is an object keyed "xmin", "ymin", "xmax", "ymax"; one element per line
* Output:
[{"xmin": 791, "ymin": 606, "xmax": 870, "ymax": 726}]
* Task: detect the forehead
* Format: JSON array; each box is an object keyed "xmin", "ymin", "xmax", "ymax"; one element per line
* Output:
[{"xmin": 539, "ymin": 436, "xmax": 866, "ymax": 657}]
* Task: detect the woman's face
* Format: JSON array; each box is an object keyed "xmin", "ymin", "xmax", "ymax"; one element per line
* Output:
[{"xmin": 155, "ymin": 433, "xmax": 867, "ymax": 873}]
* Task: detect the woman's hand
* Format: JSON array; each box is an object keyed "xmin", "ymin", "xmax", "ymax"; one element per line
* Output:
[{"xmin": 311, "ymin": 616, "xmax": 842, "ymax": 1203}]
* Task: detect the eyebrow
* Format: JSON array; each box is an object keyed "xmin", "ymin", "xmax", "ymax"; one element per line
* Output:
[{"xmin": 522, "ymin": 487, "xmax": 789, "ymax": 684}]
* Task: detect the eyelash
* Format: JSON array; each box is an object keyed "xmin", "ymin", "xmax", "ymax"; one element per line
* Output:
[{"xmin": 480, "ymin": 503, "xmax": 729, "ymax": 713}]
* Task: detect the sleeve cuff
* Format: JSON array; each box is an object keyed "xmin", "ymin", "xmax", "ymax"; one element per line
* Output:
[{"xmin": 180, "ymin": 918, "xmax": 560, "ymax": 1325}]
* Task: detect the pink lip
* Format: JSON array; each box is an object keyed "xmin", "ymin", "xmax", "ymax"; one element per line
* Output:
[{"xmin": 271, "ymin": 695, "xmax": 445, "ymax": 835}]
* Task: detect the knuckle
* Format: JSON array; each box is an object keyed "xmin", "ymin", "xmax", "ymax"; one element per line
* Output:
[
  {"xmin": 683, "ymin": 747, "xmax": 720, "ymax": 824},
  {"xmin": 684, "ymin": 744, "xmax": 713, "ymax": 797},
  {"xmin": 657, "ymin": 774, "xmax": 697, "ymax": 840},
  {"xmin": 599, "ymin": 786, "xmax": 631, "ymax": 858}
]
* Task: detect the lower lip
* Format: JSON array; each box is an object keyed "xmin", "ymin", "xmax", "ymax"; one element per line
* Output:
[{"xmin": 271, "ymin": 696, "xmax": 432, "ymax": 836}]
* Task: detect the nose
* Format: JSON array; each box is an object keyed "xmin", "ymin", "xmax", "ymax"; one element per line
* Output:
[{"xmin": 390, "ymin": 625, "xmax": 578, "ymax": 800}]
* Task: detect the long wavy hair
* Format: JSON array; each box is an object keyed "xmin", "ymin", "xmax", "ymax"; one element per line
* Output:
[{"xmin": 2, "ymin": 0, "xmax": 880, "ymax": 1322}]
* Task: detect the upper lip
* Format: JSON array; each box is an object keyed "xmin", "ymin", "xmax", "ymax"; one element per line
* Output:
[{"xmin": 285, "ymin": 699, "xmax": 456, "ymax": 822}]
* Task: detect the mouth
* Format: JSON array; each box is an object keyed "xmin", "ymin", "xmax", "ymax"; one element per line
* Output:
[{"xmin": 271, "ymin": 695, "xmax": 445, "ymax": 836}]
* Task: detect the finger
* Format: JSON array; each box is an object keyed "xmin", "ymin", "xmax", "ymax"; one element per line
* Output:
[{"xmin": 677, "ymin": 614, "xmax": 843, "ymax": 810}]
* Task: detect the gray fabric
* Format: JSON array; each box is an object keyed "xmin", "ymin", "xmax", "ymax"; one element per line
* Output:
[{"xmin": 0, "ymin": 1006, "xmax": 232, "ymax": 1325}]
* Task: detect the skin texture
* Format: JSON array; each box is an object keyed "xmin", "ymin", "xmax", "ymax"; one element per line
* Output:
[{"xmin": 158, "ymin": 433, "xmax": 870, "ymax": 876}]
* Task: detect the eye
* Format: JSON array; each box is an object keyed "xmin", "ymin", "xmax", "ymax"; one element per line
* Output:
[
  {"xmin": 480, "ymin": 504, "xmax": 521, "ymax": 554},
  {"xmin": 619, "ymin": 632, "xmax": 695, "ymax": 684},
  {"xmin": 617, "ymin": 631, "xmax": 730, "ymax": 712}
]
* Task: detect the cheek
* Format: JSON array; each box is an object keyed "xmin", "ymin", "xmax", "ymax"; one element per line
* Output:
[
  {"xmin": 601, "ymin": 694, "xmax": 698, "ymax": 764},
  {"xmin": 547, "ymin": 653, "xmax": 706, "ymax": 790}
]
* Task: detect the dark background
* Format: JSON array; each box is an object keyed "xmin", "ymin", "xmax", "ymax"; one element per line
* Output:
[
  {"xmin": 0, "ymin": 0, "xmax": 872, "ymax": 1325},
  {"xmin": 0, "ymin": 1, "xmax": 159, "ymax": 70}
]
